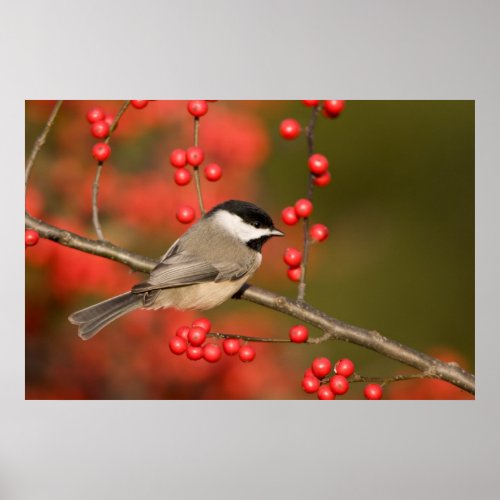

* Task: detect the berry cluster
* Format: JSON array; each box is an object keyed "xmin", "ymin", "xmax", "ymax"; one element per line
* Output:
[
  {"xmin": 168, "ymin": 317, "xmax": 256, "ymax": 364},
  {"xmin": 86, "ymin": 106, "xmax": 115, "ymax": 162},
  {"xmin": 169, "ymin": 101, "xmax": 222, "ymax": 223},
  {"xmin": 301, "ymin": 356, "xmax": 382, "ymax": 400}
]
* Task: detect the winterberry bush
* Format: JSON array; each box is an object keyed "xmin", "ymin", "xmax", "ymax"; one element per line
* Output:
[{"xmin": 25, "ymin": 100, "xmax": 475, "ymax": 399}]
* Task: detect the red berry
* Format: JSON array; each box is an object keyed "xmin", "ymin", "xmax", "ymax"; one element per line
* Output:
[
  {"xmin": 323, "ymin": 100, "xmax": 345, "ymax": 117},
  {"xmin": 294, "ymin": 198, "xmax": 313, "ymax": 218},
  {"xmin": 86, "ymin": 107, "xmax": 105, "ymax": 124},
  {"xmin": 186, "ymin": 346, "xmax": 204, "ymax": 361},
  {"xmin": 287, "ymin": 266, "xmax": 302, "ymax": 282},
  {"xmin": 329, "ymin": 375, "xmax": 349, "ymax": 395},
  {"xmin": 104, "ymin": 114, "xmax": 115, "ymax": 128},
  {"xmin": 90, "ymin": 120, "xmax": 110, "ymax": 139},
  {"xmin": 186, "ymin": 146, "xmax": 204, "ymax": 167},
  {"xmin": 192, "ymin": 317, "xmax": 211, "ymax": 333},
  {"xmin": 309, "ymin": 224, "xmax": 329, "ymax": 242},
  {"xmin": 313, "ymin": 171, "xmax": 331, "ymax": 187},
  {"xmin": 281, "ymin": 206, "xmax": 299, "ymax": 226},
  {"xmin": 283, "ymin": 247, "xmax": 302, "ymax": 267},
  {"xmin": 187, "ymin": 100, "xmax": 208, "ymax": 118},
  {"xmin": 317, "ymin": 386, "xmax": 336, "ymax": 400},
  {"xmin": 239, "ymin": 345, "xmax": 256, "ymax": 362},
  {"xmin": 302, "ymin": 100, "xmax": 320, "ymax": 107},
  {"xmin": 187, "ymin": 326, "xmax": 207, "ymax": 346},
  {"xmin": 223, "ymin": 338, "xmax": 241, "ymax": 355},
  {"xmin": 169, "ymin": 336, "xmax": 187, "ymax": 355},
  {"xmin": 176, "ymin": 205, "xmax": 195, "ymax": 224},
  {"xmin": 304, "ymin": 368, "xmax": 317, "ymax": 379},
  {"xmin": 364, "ymin": 384, "xmax": 383, "ymax": 400},
  {"xmin": 92, "ymin": 143, "xmax": 111, "ymax": 162},
  {"xmin": 170, "ymin": 148, "xmax": 187, "ymax": 168},
  {"xmin": 311, "ymin": 357, "xmax": 332, "ymax": 379},
  {"xmin": 203, "ymin": 343, "xmax": 222, "ymax": 363},
  {"xmin": 131, "ymin": 100, "xmax": 148, "ymax": 109},
  {"xmin": 25, "ymin": 229, "xmax": 39, "ymax": 246},
  {"xmin": 204, "ymin": 163, "xmax": 222, "ymax": 181},
  {"xmin": 279, "ymin": 118, "xmax": 301, "ymax": 140},
  {"xmin": 174, "ymin": 168, "xmax": 191, "ymax": 186},
  {"xmin": 289, "ymin": 325, "xmax": 308, "ymax": 343},
  {"xmin": 308, "ymin": 154, "xmax": 329, "ymax": 176},
  {"xmin": 302, "ymin": 376, "xmax": 320, "ymax": 393},
  {"xmin": 175, "ymin": 326, "xmax": 190, "ymax": 341},
  {"xmin": 334, "ymin": 358, "xmax": 355, "ymax": 378}
]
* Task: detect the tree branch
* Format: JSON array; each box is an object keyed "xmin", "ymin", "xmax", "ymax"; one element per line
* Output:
[
  {"xmin": 25, "ymin": 211, "xmax": 475, "ymax": 395},
  {"xmin": 192, "ymin": 116, "xmax": 205, "ymax": 215},
  {"xmin": 25, "ymin": 100, "xmax": 63, "ymax": 194},
  {"xmin": 91, "ymin": 100, "xmax": 131, "ymax": 240}
]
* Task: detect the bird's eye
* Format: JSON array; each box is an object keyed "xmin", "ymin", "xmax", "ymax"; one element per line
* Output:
[{"xmin": 252, "ymin": 221, "xmax": 261, "ymax": 228}]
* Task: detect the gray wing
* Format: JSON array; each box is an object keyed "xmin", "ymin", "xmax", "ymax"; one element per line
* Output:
[{"xmin": 131, "ymin": 252, "xmax": 249, "ymax": 294}]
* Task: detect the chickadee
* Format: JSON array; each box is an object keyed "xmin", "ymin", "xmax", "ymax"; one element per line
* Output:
[{"xmin": 69, "ymin": 200, "xmax": 284, "ymax": 340}]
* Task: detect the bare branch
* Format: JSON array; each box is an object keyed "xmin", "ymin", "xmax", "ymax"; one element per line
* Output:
[
  {"xmin": 192, "ymin": 116, "xmax": 206, "ymax": 215},
  {"xmin": 25, "ymin": 211, "xmax": 475, "ymax": 395},
  {"xmin": 25, "ymin": 100, "xmax": 63, "ymax": 194},
  {"xmin": 297, "ymin": 104, "xmax": 321, "ymax": 301}
]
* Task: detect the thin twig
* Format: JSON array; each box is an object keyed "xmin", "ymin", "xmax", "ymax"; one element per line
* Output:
[
  {"xmin": 91, "ymin": 100, "xmax": 131, "ymax": 240},
  {"xmin": 208, "ymin": 332, "xmax": 291, "ymax": 343},
  {"xmin": 297, "ymin": 104, "xmax": 322, "ymax": 301},
  {"xmin": 24, "ymin": 211, "xmax": 475, "ymax": 395},
  {"xmin": 25, "ymin": 100, "xmax": 64, "ymax": 194},
  {"xmin": 336, "ymin": 372, "xmax": 434, "ymax": 387},
  {"xmin": 192, "ymin": 117, "xmax": 205, "ymax": 215}
]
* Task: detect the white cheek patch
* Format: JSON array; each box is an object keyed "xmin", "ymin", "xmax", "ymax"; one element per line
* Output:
[{"xmin": 215, "ymin": 211, "xmax": 273, "ymax": 242}]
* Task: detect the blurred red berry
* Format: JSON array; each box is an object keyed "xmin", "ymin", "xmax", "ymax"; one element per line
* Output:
[
  {"xmin": 283, "ymin": 247, "xmax": 302, "ymax": 267},
  {"xmin": 309, "ymin": 224, "xmax": 329, "ymax": 242},
  {"xmin": 86, "ymin": 107, "xmax": 105, "ymax": 124},
  {"xmin": 92, "ymin": 143, "xmax": 111, "ymax": 162},
  {"xmin": 323, "ymin": 100, "xmax": 345, "ymax": 118},
  {"xmin": 176, "ymin": 205, "xmax": 195, "ymax": 224},
  {"xmin": 294, "ymin": 198, "xmax": 313, "ymax": 218},
  {"xmin": 169, "ymin": 336, "xmax": 188, "ymax": 355},
  {"xmin": 104, "ymin": 114, "xmax": 115, "ymax": 128},
  {"xmin": 308, "ymin": 154, "xmax": 329, "ymax": 176},
  {"xmin": 279, "ymin": 118, "xmax": 301, "ymax": 140},
  {"xmin": 90, "ymin": 120, "xmax": 110, "ymax": 139},
  {"xmin": 186, "ymin": 146, "xmax": 204, "ymax": 167},
  {"xmin": 317, "ymin": 386, "xmax": 336, "ymax": 400},
  {"xmin": 302, "ymin": 376, "xmax": 320, "ymax": 393},
  {"xmin": 223, "ymin": 338, "xmax": 241, "ymax": 355},
  {"xmin": 289, "ymin": 325, "xmax": 308, "ymax": 343},
  {"xmin": 239, "ymin": 345, "xmax": 256, "ymax": 362},
  {"xmin": 170, "ymin": 148, "xmax": 187, "ymax": 168},
  {"xmin": 192, "ymin": 317, "xmax": 211, "ymax": 333},
  {"xmin": 187, "ymin": 100, "xmax": 208, "ymax": 117},
  {"xmin": 304, "ymin": 367, "xmax": 317, "ymax": 379},
  {"xmin": 186, "ymin": 346, "xmax": 204, "ymax": 361},
  {"xmin": 313, "ymin": 171, "xmax": 331, "ymax": 187},
  {"xmin": 302, "ymin": 100, "xmax": 320, "ymax": 107},
  {"xmin": 203, "ymin": 343, "xmax": 222, "ymax": 363},
  {"xmin": 287, "ymin": 266, "xmax": 302, "ymax": 282},
  {"xmin": 131, "ymin": 100, "xmax": 149, "ymax": 109},
  {"xmin": 188, "ymin": 326, "xmax": 207, "ymax": 346},
  {"xmin": 312, "ymin": 357, "xmax": 331, "ymax": 379},
  {"xmin": 364, "ymin": 384, "xmax": 383, "ymax": 400},
  {"xmin": 204, "ymin": 163, "xmax": 222, "ymax": 181},
  {"xmin": 25, "ymin": 229, "xmax": 39, "ymax": 247},
  {"xmin": 175, "ymin": 325, "xmax": 190, "ymax": 341},
  {"xmin": 281, "ymin": 207, "xmax": 299, "ymax": 226},
  {"xmin": 334, "ymin": 358, "xmax": 355, "ymax": 378},
  {"xmin": 174, "ymin": 168, "xmax": 191, "ymax": 186},
  {"xmin": 329, "ymin": 375, "xmax": 349, "ymax": 395}
]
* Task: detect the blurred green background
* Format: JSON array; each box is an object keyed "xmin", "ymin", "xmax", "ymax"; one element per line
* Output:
[{"xmin": 25, "ymin": 100, "xmax": 474, "ymax": 399}]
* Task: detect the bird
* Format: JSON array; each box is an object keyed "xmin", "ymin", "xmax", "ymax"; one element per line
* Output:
[{"xmin": 69, "ymin": 200, "xmax": 284, "ymax": 340}]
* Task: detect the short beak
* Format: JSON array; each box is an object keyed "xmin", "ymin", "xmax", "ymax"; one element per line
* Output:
[{"xmin": 271, "ymin": 227, "xmax": 285, "ymax": 237}]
